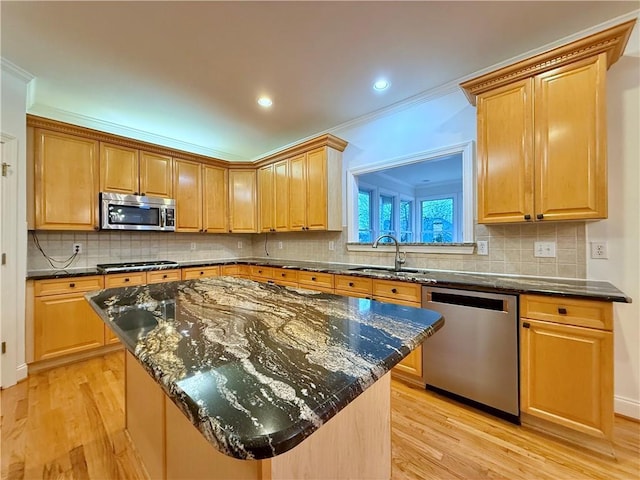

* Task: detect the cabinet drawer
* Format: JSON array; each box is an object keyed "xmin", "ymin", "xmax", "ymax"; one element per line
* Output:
[
  {"xmin": 334, "ymin": 275, "xmax": 372, "ymax": 297},
  {"xmin": 372, "ymin": 279, "xmax": 421, "ymax": 304},
  {"xmin": 146, "ymin": 269, "xmax": 182, "ymax": 284},
  {"xmin": 271, "ymin": 268, "xmax": 298, "ymax": 286},
  {"xmin": 250, "ymin": 266, "xmax": 273, "ymax": 281},
  {"xmin": 521, "ymin": 294, "xmax": 613, "ymax": 330},
  {"xmin": 298, "ymin": 271, "xmax": 334, "ymax": 292},
  {"xmin": 35, "ymin": 275, "xmax": 104, "ymax": 297},
  {"xmin": 105, "ymin": 272, "xmax": 147, "ymax": 288},
  {"xmin": 182, "ymin": 266, "xmax": 220, "ymax": 280},
  {"xmin": 220, "ymin": 265, "xmax": 249, "ymax": 277}
]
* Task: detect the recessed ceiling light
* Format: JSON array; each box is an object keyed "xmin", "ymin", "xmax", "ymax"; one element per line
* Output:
[
  {"xmin": 257, "ymin": 97, "xmax": 273, "ymax": 107},
  {"xmin": 373, "ymin": 79, "xmax": 390, "ymax": 91}
]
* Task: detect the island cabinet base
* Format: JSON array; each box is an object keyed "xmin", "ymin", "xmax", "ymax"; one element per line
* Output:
[{"xmin": 125, "ymin": 351, "xmax": 392, "ymax": 480}]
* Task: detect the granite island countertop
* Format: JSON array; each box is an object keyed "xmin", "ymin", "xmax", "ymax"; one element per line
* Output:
[
  {"xmin": 86, "ymin": 277, "xmax": 443, "ymax": 459},
  {"xmin": 30, "ymin": 256, "xmax": 631, "ymax": 302}
]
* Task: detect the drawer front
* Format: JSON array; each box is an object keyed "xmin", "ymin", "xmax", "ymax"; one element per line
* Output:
[
  {"xmin": 298, "ymin": 271, "xmax": 334, "ymax": 291},
  {"xmin": 250, "ymin": 266, "xmax": 273, "ymax": 280},
  {"xmin": 521, "ymin": 294, "xmax": 613, "ymax": 330},
  {"xmin": 146, "ymin": 269, "xmax": 182, "ymax": 284},
  {"xmin": 105, "ymin": 272, "xmax": 147, "ymax": 288},
  {"xmin": 35, "ymin": 275, "xmax": 104, "ymax": 297},
  {"xmin": 182, "ymin": 267, "xmax": 220, "ymax": 280},
  {"xmin": 220, "ymin": 265, "xmax": 245, "ymax": 277},
  {"xmin": 334, "ymin": 275, "xmax": 372, "ymax": 296},
  {"xmin": 372, "ymin": 279, "xmax": 421, "ymax": 304},
  {"xmin": 272, "ymin": 268, "xmax": 299, "ymax": 285}
]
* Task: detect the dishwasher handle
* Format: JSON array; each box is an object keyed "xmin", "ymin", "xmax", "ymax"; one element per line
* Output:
[{"xmin": 427, "ymin": 290, "xmax": 508, "ymax": 312}]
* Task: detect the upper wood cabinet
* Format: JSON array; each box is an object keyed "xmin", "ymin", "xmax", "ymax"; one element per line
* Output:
[
  {"xmin": 203, "ymin": 165, "xmax": 229, "ymax": 233},
  {"xmin": 288, "ymin": 147, "xmax": 342, "ymax": 231},
  {"xmin": 258, "ymin": 160, "xmax": 289, "ymax": 233},
  {"xmin": 229, "ymin": 169, "xmax": 257, "ymax": 233},
  {"xmin": 462, "ymin": 20, "xmax": 636, "ymax": 224},
  {"xmin": 34, "ymin": 129, "xmax": 100, "ymax": 230},
  {"xmin": 101, "ymin": 143, "xmax": 173, "ymax": 198}
]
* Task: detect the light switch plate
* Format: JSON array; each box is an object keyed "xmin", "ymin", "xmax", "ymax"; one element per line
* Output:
[{"xmin": 534, "ymin": 241, "xmax": 556, "ymax": 258}]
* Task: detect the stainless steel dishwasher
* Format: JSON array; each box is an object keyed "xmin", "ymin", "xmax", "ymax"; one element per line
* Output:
[{"xmin": 421, "ymin": 286, "xmax": 519, "ymax": 421}]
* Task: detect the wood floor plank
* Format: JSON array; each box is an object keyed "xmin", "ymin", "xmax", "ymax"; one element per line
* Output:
[{"xmin": 2, "ymin": 351, "xmax": 639, "ymax": 480}]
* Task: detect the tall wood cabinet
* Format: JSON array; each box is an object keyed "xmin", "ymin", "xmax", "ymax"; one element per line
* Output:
[
  {"xmin": 258, "ymin": 160, "xmax": 289, "ymax": 233},
  {"xmin": 34, "ymin": 129, "xmax": 100, "ymax": 230},
  {"xmin": 520, "ymin": 294, "xmax": 614, "ymax": 450},
  {"xmin": 229, "ymin": 169, "xmax": 257, "ymax": 233},
  {"xmin": 100, "ymin": 143, "xmax": 173, "ymax": 198},
  {"xmin": 461, "ymin": 20, "xmax": 636, "ymax": 224}
]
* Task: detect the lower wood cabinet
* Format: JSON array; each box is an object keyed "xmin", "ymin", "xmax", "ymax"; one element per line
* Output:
[
  {"xmin": 220, "ymin": 264, "xmax": 250, "ymax": 277},
  {"xmin": 520, "ymin": 294, "xmax": 614, "ymax": 447},
  {"xmin": 104, "ymin": 272, "xmax": 148, "ymax": 345},
  {"xmin": 182, "ymin": 266, "xmax": 220, "ymax": 280},
  {"xmin": 33, "ymin": 276, "xmax": 105, "ymax": 361},
  {"xmin": 271, "ymin": 267, "xmax": 298, "ymax": 287},
  {"xmin": 334, "ymin": 275, "xmax": 372, "ymax": 299},
  {"xmin": 297, "ymin": 271, "xmax": 334, "ymax": 293}
]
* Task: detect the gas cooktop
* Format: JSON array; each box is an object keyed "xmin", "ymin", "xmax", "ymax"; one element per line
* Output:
[{"xmin": 96, "ymin": 260, "xmax": 179, "ymax": 273}]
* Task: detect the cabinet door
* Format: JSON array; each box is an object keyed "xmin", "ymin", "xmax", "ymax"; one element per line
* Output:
[
  {"xmin": 257, "ymin": 164, "xmax": 274, "ymax": 232},
  {"xmin": 534, "ymin": 54, "xmax": 607, "ymax": 221},
  {"xmin": 305, "ymin": 148, "xmax": 328, "ymax": 230},
  {"xmin": 476, "ymin": 79, "xmax": 534, "ymax": 224},
  {"xmin": 34, "ymin": 293, "xmax": 105, "ymax": 360},
  {"xmin": 288, "ymin": 153, "xmax": 307, "ymax": 230},
  {"xmin": 35, "ymin": 129, "xmax": 100, "ymax": 230},
  {"xmin": 173, "ymin": 159, "xmax": 202, "ymax": 232},
  {"xmin": 100, "ymin": 143, "xmax": 139, "ymax": 195},
  {"xmin": 228, "ymin": 170, "xmax": 257, "ymax": 233},
  {"xmin": 140, "ymin": 151, "xmax": 173, "ymax": 198},
  {"xmin": 520, "ymin": 318, "xmax": 613, "ymax": 439},
  {"xmin": 274, "ymin": 160, "xmax": 290, "ymax": 231},
  {"xmin": 203, "ymin": 165, "xmax": 229, "ymax": 233}
]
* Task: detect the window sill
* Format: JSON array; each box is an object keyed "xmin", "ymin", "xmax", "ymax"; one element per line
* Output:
[{"xmin": 346, "ymin": 242, "xmax": 476, "ymax": 255}]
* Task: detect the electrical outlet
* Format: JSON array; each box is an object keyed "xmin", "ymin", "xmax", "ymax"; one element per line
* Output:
[
  {"xmin": 278, "ymin": 241, "xmax": 283, "ymax": 249},
  {"xmin": 591, "ymin": 241, "xmax": 608, "ymax": 259},
  {"xmin": 237, "ymin": 241, "xmax": 243, "ymax": 249},
  {"xmin": 329, "ymin": 241, "xmax": 335, "ymax": 251},
  {"xmin": 476, "ymin": 240, "xmax": 488, "ymax": 255},
  {"xmin": 190, "ymin": 242, "xmax": 196, "ymax": 251},
  {"xmin": 534, "ymin": 241, "xmax": 556, "ymax": 258},
  {"xmin": 72, "ymin": 243, "xmax": 82, "ymax": 254}
]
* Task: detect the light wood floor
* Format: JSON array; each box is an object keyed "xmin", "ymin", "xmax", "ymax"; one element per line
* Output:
[{"xmin": 1, "ymin": 351, "xmax": 639, "ymax": 480}]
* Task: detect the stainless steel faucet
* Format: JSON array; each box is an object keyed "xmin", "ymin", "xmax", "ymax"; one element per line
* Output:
[{"xmin": 372, "ymin": 234, "xmax": 406, "ymax": 271}]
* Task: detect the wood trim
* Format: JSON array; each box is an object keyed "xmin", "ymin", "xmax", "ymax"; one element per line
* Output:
[
  {"xmin": 28, "ymin": 343, "xmax": 123, "ymax": 373},
  {"xmin": 254, "ymin": 134, "xmax": 348, "ymax": 167},
  {"xmin": 460, "ymin": 19, "xmax": 636, "ymax": 105},
  {"xmin": 27, "ymin": 114, "xmax": 233, "ymax": 168}
]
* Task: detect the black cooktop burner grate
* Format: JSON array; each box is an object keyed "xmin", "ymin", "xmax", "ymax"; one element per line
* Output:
[{"xmin": 96, "ymin": 260, "xmax": 179, "ymax": 273}]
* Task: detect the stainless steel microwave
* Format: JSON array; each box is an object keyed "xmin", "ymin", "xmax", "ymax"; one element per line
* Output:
[{"xmin": 100, "ymin": 192, "xmax": 176, "ymax": 231}]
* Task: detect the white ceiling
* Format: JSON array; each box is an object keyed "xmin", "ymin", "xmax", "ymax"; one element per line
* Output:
[
  {"xmin": 358, "ymin": 153, "xmax": 462, "ymax": 189},
  {"xmin": 2, "ymin": 1, "xmax": 638, "ymax": 161}
]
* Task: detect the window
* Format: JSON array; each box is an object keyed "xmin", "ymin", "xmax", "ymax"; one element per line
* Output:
[
  {"xmin": 379, "ymin": 194, "xmax": 395, "ymax": 238},
  {"xmin": 399, "ymin": 199, "xmax": 413, "ymax": 242},
  {"xmin": 358, "ymin": 189, "xmax": 372, "ymax": 242},
  {"xmin": 420, "ymin": 197, "xmax": 455, "ymax": 242}
]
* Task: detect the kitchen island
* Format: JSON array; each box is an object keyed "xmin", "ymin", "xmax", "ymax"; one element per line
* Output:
[{"xmin": 86, "ymin": 276, "xmax": 443, "ymax": 480}]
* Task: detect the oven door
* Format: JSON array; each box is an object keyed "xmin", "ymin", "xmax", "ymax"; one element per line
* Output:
[{"xmin": 101, "ymin": 193, "xmax": 167, "ymax": 231}]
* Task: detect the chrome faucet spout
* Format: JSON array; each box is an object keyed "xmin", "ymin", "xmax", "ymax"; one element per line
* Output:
[{"xmin": 372, "ymin": 234, "xmax": 406, "ymax": 271}]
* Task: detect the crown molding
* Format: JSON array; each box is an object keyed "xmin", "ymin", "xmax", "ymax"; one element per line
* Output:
[
  {"xmin": 26, "ymin": 104, "xmax": 246, "ymax": 161},
  {"xmin": 1, "ymin": 57, "xmax": 35, "ymax": 83},
  {"xmin": 254, "ymin": 134, "xmax": 348, "ymax": 167},
  {"xmin": 460, "ymin": 18, "xmax": 637, "ymax": 105}
]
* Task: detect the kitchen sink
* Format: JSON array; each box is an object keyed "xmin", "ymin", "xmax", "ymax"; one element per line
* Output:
[{"xmin": 348, "ymin": 266, "xmax": 422, "ymax": 274}]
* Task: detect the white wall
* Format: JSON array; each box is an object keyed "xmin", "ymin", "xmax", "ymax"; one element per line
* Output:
[
  {"xmin": 587, "ymin": 21, "xmax": 640, "ymax": 419},
  {"xmin": 1, "ymin": 62, "xmax": 30, "ymax": 386}
]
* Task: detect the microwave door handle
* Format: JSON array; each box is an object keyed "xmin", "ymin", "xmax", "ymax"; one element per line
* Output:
[{"xmin": 160, "ymin": 209, "xmax": 166, "ymax": 228}]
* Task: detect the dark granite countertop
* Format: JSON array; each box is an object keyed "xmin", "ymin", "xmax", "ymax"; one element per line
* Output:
[
  {"xmin": 86, "ymin": 277, "xmax": 443, "ymax": 459},
  {"xmin": 29, "ymin": 257, "xmax": 631, "ymax": 302}
]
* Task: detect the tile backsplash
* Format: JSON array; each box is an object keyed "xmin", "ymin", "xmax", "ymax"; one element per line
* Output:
[{"xmin": 28, "ymin": 222, "xmax": 586, "ymax": 279}]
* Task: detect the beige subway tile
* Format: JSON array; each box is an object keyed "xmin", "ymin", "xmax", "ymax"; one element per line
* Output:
[
  {"xmin": 536, "ymin": 223, "xmax": 557, "ymax": 237},
  {"xmin": 556, "ymin": 224, "xmax": 578, "ymax": 237},
  {"xmin": 505, "ymin": 249, "xmax": 521, "ymax": 262},
  {"xmin": 538, "ymin": 264, "xmax": 557, "ymax": 277},
  {"xmin": 521, "ymin": 263, "xmax": 538, "ymax": 275},
  {"xmin": 475, "ymin": 261, "xmax": 492, "ymax": 273},
  {"xmin": 557, "ymin": 249, "xmax": 577, "ymax": 264},
  {"xmin": 490, "ymin": 262, "xmax": 505, "ymax": 273},
  {"xmin": 558, "ymin": 264, "xmax": 577, "ymax": 278},
  {"xmin": 577, "ymin": 264, "xmax": 587, "ymax": 279},
  {"xmin": 557, "ymin": 236, "xmax": 577, "ymax": 249},
  {"xmin": 489, "ymin": 248, "xmax": 505, "ymax": 261},
  {"xmin": 504, "ymin": 263, "xmax": 521, "ymax": 275},
  {"xmin": 502, "ymin": 225, "xmax": 521, "ymax": 237}
]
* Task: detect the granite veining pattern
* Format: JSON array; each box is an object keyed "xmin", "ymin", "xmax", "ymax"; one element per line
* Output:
[{"xmin": 87, "ymin": 277, "xmax": 443, "ymax": 459}]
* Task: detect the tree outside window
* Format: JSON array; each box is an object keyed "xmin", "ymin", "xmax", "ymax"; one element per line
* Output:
[
  {"xmin": 399, "ymin": 200, "xmax": 413, "ymax": 242},
  {"xmin": 379, "ymin": 194, "xmax": 394, "ymax": 241},
  {"xmin": 358, "ymin": 189, "xmax": 372, "ymax": 242},
  {"xmin": 421, "ymin": 197, "xmax": 454, "ymax": 242}
]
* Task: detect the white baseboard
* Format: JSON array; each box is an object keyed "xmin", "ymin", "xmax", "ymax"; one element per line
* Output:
[
  {"xmin": 16, "ymin": 363, "xmax": 28, "ymax": 382},
  {"xmin": 615, "ymin": 394, "xmax": 640, "ymax": 420}
]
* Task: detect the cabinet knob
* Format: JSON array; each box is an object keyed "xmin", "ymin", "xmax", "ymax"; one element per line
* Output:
[
  {"xmin": 69, "ymin": 282, "xmax": 76, "ymax": 288},
  {"xmin": 301, "ymin": 227, "xmax": 305, "ymax": 231},
  {"xmin": 349, "ymin": 282, "xmax": 354, "ymax": 287},
  {"xmin": 524, "ymin": 214, "xmax": 531, "ymax": 221},
  {"xmin": 536, "ymin": 213, "xmax": 544, "ymax": 220},
  {"xmin": 311, "ymin": 276, "xmax": 317, "ymax": 281},
  {"xmin": 523, "ymin": 322, "xmax": 530, "ymax": 329},
  {"xmin": 124, "ymin": 278, "xmax": 130, "ymax": 282},
  {"xmin": 140, "ymin": 192, "xmax": 145, "ymax": 196},
  {"xmin": 200, "ymin": 271, "xmax": 204, "ymax": 275},
  {"xmin": 94, "ymin": 226, "xmax": 100, "ymax": 231},
  {"xmin": 229, "ymin": 229, "xmax": 232, "ymax": 233},
  {"xmin": 391, "ymin": 288, "xmax": 398, "ymax": 294},
  {"xmin": 204, "ymin": 229, "xmax": 208, "ymax": 233},
  {"xmin": 134, "ymin": 192, "xmax": 139, "ymax": 196},
  {"xmin": 163, "ymin": 274, "xmax": 168, "ymax": 279},
  {"xmin": 281, "ymin": 273, "xmax": 286, "ymax": 277},
  {"xmin": 258, "ymin": 270, "xmax": 262, "ymax": 274},
  {"xmin": 558, "ymin": 307, "xmax": 567, "ymax": 315}
]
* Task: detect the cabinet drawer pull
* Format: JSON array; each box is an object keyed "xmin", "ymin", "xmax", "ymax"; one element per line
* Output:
[
  {"xmin": 558, "ymin": 307, "xmax": 567, "ymax": 315},
  {"xmin": 69, "ymin": 282, "xmax": 76, "ymax": 288},
  {"xmin": 348, "ymin": 282, "xmax": 354, "ymax": 287},
  {"xmin": 140, "ymin": 192, "xmax": 145, "ymax": 196},
  {"xmin": 391, "ymin": 288, "xmax": 398, "ymax": 294},
  {"xmin": 163, "ymin": 274, "xmax": 168, "ymax": 279},
  {"xmin": 536, "ymin": 213, "xmax": 544, "ymax": 220},
  {"xmin": 124, "ymin": 278, "xmax": 130, "ymax": 282},
  {"xmin": 524, "ymin": 214, "xmax": 531, "ymax": 220},
  {"xmin": 311, "ymin": 276, "xmax": 317, "ymax": 281},
  {"xmin": 281, "ymin": 273, "xmax": 286, "ymax": 277},
  {"xmin": 258, "ymin": 270, "xmax": 262, "ymax": 274},
  {"xmin": 200, "ymin": 271, "xmax": 204, "ymax": 275},
  {"xmin": 523, "ymin": 322, "xmax": 530, "ymax": 329}
]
